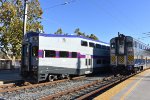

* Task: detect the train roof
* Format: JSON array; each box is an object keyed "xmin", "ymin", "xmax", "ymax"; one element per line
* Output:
[
  {"xmin": 110, "ymin": 34, "xmax": 150, "ymax": 48},
  {"xmin": 25, "ymin": 32, "xmax": 109, "ymax": 45}
]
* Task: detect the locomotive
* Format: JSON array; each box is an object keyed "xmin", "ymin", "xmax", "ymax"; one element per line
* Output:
[
  {"xmin": 21, "ymin": 32, "xmax": 110, "ymax": 82},
  {"xmin": 110, "ymin": 33, "xmax": 150, "ymax": 75}
]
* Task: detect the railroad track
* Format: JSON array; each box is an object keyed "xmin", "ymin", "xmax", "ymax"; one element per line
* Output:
[
  {"xmin": 40, "ymin": 75, "xmax": 118, "ymax": 100},
  {"xmin": 0, "ymin": 76, "xmax": 85, "ymax": 93},
  {"xmin": 0, "ymin": 69, "xmax": 147, "ymax": 100},
  {"xmin": 0, "ymin": 84, "xmax": 16, "ymax": 91},
  {"xmin": 0, "ymin": 76, "xmax": 86, "ymax": 99},
  {"xmin": 0, "ymin": 81, "xmax": 32, "ymax": 92},
  {"xmin": 40, "ymin": 69, "xmax": 148, "ymax": 100}
]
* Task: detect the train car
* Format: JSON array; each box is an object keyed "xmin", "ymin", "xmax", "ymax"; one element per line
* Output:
[
  {"xmin": 110, "ymin": 33, "xmax": 150, "ymax": 75},
  {"xmin": 21, "ymin": 32, "xmax": 110, "ymax": 82}
]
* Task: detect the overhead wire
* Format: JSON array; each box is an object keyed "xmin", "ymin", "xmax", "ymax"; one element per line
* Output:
[
  {"xmin": 93, "ymin": 0, "xmax": 150, "ymax": 44},
  {"xmin": 43, "ymin": 0, "xmax": 76, "ymax": 10},
  {"xmin": 40, "ymin": 0, "xmax": 77, "ymax": 33},
  {"xmin": 106, "ymin": 0, "xmax": 140, "ymax": 35},
  {"xmin": 93, "ymin": 0, "xmax": 136, "ymax": 35}
]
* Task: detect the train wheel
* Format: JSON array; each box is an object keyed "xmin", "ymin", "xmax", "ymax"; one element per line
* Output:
[
  {"xmin": 133, "ymin": 68, "xmax": 138, "ymax": 73},
  {"xmin": 48, "ymin": 75, "xmax": 54, "ymax": 82},
  {"xmin": 140, "ymin": 66, "xmax": 143, "ymax": 71},
  {"xmin": 66, "ymin": 74, "xmax": 70, "ymax": 79}
]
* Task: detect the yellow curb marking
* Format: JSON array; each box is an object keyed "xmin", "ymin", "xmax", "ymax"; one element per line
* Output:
[
  {"xmin": 120, "ymin": 70, "xmax": 150, "ymax": 100},
  {"xmin": 94, "ymin": 69, "xmax": 150, "ymax": 100}
]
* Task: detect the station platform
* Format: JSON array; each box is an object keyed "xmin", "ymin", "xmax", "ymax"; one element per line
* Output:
[
  {"xmin": 94, "ymin": 69, "xmax": 150, "ymax": 100},
  {"xmin": 0, "ymin": 69, "xmax": 23, "ymax": 84}
]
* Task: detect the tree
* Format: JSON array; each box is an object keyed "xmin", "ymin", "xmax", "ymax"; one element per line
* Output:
[
  {"xmin": 54, "ymin": 28, "xmax": 63, "ymax": 34},
  {"xmin": 74, "ymin": 28, "xmax": 80, "ymax": 34},
  {"xmin": 89, "ymin": 34, "xmax": 99, "ymax": 40},
  {"xmin": 74, "ymin": 28, "xmax": 99, "ymax": 40},
  {"xmin": 74, "ymin": 28, "xmax": 84, "ymax": 36},
  {"xmin": 86, "ymin": 35, "xmax": 90, "ymax": 38},
  {"xmin": 0, "ymin": 0, "xmax": 43, "ymax": 60}
]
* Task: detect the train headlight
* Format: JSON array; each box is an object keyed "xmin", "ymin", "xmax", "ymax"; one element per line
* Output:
[
  {"xmin": 128, "ymin": 48, "xmax": 133, "ymax": 52},
  {"xmin": 32, "ymin": 37, "xmax": 38, "ymax": 41},
  {"xmin": 32, "ymin": 66, "xmax": 38, "ymax": 71}
]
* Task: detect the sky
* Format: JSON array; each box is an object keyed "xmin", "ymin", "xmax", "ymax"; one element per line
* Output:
[{"xmin": 39, "ymin": 0, "xmax": 150, "ymax": 44}]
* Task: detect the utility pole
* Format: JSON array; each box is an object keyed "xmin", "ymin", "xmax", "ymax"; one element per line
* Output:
[
  {"xmin": 23, "ymin": 0, "xmax": 28, "ymax": 36},
  {"xmin": 21, "ymin": 0, "xmax": 28, "ymax": 75}
]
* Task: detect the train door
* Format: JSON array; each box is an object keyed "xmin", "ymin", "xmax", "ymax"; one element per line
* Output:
[
  {"xmin": 22, "ymin": 43, "xmax": 31, "ymax": 72},
  {"xmin": 85, "ymin": 54, "xmax": 92, "ymax": 74},
  {"xmin": 146, "ymin": 57, "xmax": 147, "ymax": 67},
  {"xmin": 118, "ymin": 39, "xmax": 125, "ymax": 55}
]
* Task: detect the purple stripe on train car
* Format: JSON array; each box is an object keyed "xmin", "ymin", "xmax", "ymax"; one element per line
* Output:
[
  {"xmin": 38, "ymin": 50, "xmax": 43, "ymax": 58},
  {"xmin": 80, "ymin": 55, "xmax": 86, "ymax": 58},
  {"xmin": 78, "ymin": 53, "xmax": 86, "ymax": 58},
  {"xmin": 56, "ymin": 51, "xmax": 59, "ymax": 58},
  {"xmin": 77, "ymin": 52, "xmax": 80, "ymax": 58},
  {"xmin": 69, "ymin": 52, "xmax": 72, "ymax": 58}
]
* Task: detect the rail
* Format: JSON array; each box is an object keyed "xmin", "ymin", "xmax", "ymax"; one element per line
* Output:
[{"xmin": 40, "ymin": 69, "xmax": 149, "ymax": 100}]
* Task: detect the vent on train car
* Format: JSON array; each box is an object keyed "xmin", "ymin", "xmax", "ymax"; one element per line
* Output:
[
  {"xmin": 118, "ymin": 56, "xmax": 124, "ymax": 64},
  {"xmin": 128, "ymin": 55, "xmax": 134, "ymax": 61},
  {"xmin": 111, "ymin": 55, "xmax": 116, "ymax": 64},
  {"xmin": 127, "ymin": 55, "xmax": 134, "ymax": 64}
]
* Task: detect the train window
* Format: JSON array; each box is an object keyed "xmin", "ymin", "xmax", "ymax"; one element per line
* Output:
[
  {"xmin": 32, "ymin": 46, "xmax": 38, "ymax": 57},
  {"xmin": 111, "ymin": 43, "xmax": 115, "ymax": 48},
  {"xmin": 119, "ymin": 41, "xmax": 124, "ymax": 45},
  {"xmin": 141, "ymin": 44, "xmax": 143, "ymax": 49},
  {"xmin": 139, "ymin": 44, "xmax": 142, "ymax": 49},
  {"xmin": 102, "ymin": 45, "xmax": 106, "ymax": 49},
  {"xmin": 138, "ymin": 43, "xmax": 140, "ymax": 49},
  {"xmin": 134, "ymin": 41, "xmax": 137, "ymax": 47},
  {"xmin": 72, "ymin": 52, "xmax": 77, "ymax": 58},
  {"xmin": 107, "ymin": 46, "xmax": 110, "ymax": 50},
  {"xmin": 96, "ymin": 44, "xmax": 102, "ymax": 48},
  {"xmin": 81, "ymin": 40, "xmax": 88, "ymax": 46},
  {"xmin": 143, "ymin": 45, "xmax": 145, "ymax": 49},
  {"xmin": 103, "ymin": 60, "xmax": 106, "ymax": 64},
  {"xmin": 140, "ymin": 44, "xmax": 142, "ymax": 49},
  {"xmin": 59, "ymin": 51, "xmax": 69, "ymax": 58},
  {"xmin": 89, "ymin": 59, "xmax": 91, "ymax": 65},
  {"xmin": 89, "ymin": 42, "xmax": 95, "ymax": 47},
  {"xmin": 90, "ymin": 59, "xmax": 92, "ymax": 65},
  {"xmin": 45, "ymin": 50, "xmax": 56, "ymax": 57},
  {"xmin": 106, "ymin": 60, "xmax": 110, "ymax": 64},
  {"xmin": 85, "ymin": 59, "xmax": 88, "ymax": 65},
  {"xmin": 127, "ymin": 42, "xmax": 132, "ymax": 47},
  {"xmin": 96, "ymin": 59, "xmax": 101, "ymax": 64},
  {"xmin": 24, "ymin": 45, "xmax": 29, "ymax": 57}
]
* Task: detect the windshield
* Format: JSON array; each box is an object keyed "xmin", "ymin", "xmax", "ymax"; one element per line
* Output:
[
  {"xmin": 111, "ymin": 43, "xmax": 115, "ymax": 49},
  {"xmin": 127, "ymin": 42, "xmax": 133, "ymax": 47},
  {"xmin": 32, "ymin": 46, "xmax": 38, "ymax": 57},
  {"xmin": 118, "ymin": 39, "xmax": 125, "ymax": 54}
]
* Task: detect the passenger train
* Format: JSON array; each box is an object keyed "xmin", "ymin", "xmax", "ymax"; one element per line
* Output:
[
  {"xmin": 110, "ymin": 33, "xmax": 150, "ymax": 75},
  {"xmin": 21, "ymin": 32, "xmax": 110, "ymax": 82}
]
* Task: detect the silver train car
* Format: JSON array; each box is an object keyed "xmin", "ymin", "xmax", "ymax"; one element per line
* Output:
[
  {"xmin": 21, "ymin": 32, "xmax": 110, "ymax": 82},
  {"xmin": 110, "ymin": 33, "xmax": 150, "ymax": 75}
]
